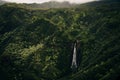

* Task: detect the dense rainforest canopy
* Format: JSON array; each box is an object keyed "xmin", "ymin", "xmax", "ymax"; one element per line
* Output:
[{"xmin": 0, "ymin": 0, "xmax": 120, "ymax": 80}]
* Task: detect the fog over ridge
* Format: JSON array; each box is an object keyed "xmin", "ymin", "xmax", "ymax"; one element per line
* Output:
[{"xmin": 4, "ymin": 0, "xmax": 96, "ymax": 3}]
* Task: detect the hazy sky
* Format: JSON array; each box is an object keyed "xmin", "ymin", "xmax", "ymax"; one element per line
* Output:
[{"xmin": 4, "ymin": 0, "xmax": 96, "ymax": 3}]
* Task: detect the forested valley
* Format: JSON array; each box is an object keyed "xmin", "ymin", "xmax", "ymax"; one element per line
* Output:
[{"xmin": 0, "ymin": 0, "xmax": 120, "ymax": 80}]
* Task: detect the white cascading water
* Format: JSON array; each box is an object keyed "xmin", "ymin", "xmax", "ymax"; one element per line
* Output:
[{"xmin": 71, "ymin": 42, "xmax": 77, "ymax": 69}]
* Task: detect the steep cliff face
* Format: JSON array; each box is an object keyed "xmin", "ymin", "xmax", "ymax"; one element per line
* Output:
[{"xmin": 0, "ymin": 1, "xmax": 120, "ymax": 80}]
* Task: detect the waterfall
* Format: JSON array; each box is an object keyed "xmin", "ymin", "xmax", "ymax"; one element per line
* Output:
[{"xmin": 71, "ymin": 42, "xmax": 77, "ymax": 69}]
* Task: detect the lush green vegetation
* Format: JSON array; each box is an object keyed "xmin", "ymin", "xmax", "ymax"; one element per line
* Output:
[{"xmin": 0, "ymin": 1, "xmax": 120, "ymax": 80}]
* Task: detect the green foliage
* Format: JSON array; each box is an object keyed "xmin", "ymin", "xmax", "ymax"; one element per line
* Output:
[{"xmin": 0, "ymin": 1, "xmax": 120, "ymax": 80}]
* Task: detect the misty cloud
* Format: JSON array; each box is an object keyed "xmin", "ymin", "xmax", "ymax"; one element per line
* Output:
[{"xmin": 4, "ymin": 0, "xmax": 96, "ymax": 3}]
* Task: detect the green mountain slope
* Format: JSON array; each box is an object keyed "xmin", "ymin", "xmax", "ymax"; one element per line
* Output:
[{"xmin": 0, "ymin": 1, "xmax": 120, "ymax": 80}]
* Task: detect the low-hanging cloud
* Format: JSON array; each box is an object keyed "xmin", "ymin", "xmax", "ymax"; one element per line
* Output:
[{"xmin": 4, "ymin": 0, "xmax": 96, "ymax": 3}]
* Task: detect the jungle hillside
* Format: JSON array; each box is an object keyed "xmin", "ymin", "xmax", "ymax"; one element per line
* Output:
[{"xmin": 0, "ymin": 0, "xmax": 120, "ymax": 80}]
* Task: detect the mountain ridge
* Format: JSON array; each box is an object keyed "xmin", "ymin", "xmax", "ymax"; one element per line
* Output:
[{"xmin": 0, "ymin": 1, "xmax": 77, "ymax": 8}]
